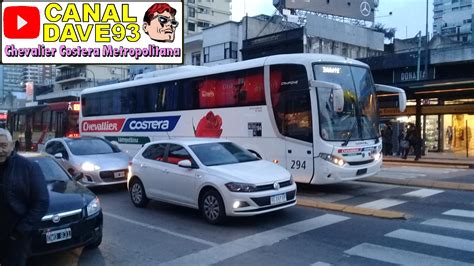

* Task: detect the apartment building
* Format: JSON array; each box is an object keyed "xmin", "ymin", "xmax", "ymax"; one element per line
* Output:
[
  {"xmin": 184, "ymin": 0, "xmax": 232, "ymax": 35},
  {"xmin": 433, "ymin": 0, "xmax": 473, "ymax": 42}
]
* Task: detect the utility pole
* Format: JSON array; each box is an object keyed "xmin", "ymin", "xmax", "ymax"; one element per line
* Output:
[{"xmin": 424, "ymin": 0, "xmax": 429, "ymax": 79}]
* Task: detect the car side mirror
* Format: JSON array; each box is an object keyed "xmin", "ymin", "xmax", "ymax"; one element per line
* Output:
[
  {"xmin": 73, "ymin": 172, "xmax": 84, "ymax": 181},
  {"xmin": 54, "ymin": 153, "xmax": 63, "ymax": 159},
  {"xmin": 375, "ymin": 84, "xmax": 407, "ymax": 112},
  {"xmin": 178, "ymin": 160, "xmax": 194, "ymax": 169},
  {"xmin": 310, "ymin": 80, "xmax": 344, "ymax": 113}
]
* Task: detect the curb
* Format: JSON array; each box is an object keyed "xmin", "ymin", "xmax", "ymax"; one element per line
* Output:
[
  {"xmin": 296, "ymin": 198, "xmax": 407, "ymax": 220},
  {"xmin": 383, "ymin": 159, "xmax": 474, "ymax": 169},
  {"xmin": 362, "ymin": 177, "xmax": 474, "ymax": 191}
]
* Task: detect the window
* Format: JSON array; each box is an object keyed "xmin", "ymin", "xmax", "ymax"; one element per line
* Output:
[
  {"xmin": 224, "ymin": 42, "xmax": 238, "ymax": 59},
  {"xmin": 204, "ymin": 42, "xmax": 237, "ymax": 63},
  {"xmin": 197, "ymin": 22, "xmax": 210, "ymax": 28},
  {"xmin": 166, "ymin": 144, "xmax": 193, "ymax": 165},
  {"xmin": 188, "ymin": 7, "xmax": 195, "ymax": 18},
  {"xmin": 142, "ymin": 143, "xmax": 167, "ymax": 161},
  {"xmin": 188, "ymin": 0, "xmax": 195, "ymax": 3},
  {"xmin": 270, "ymin": 64, "xmax": 312, "ymax": 142},
  {"xmin": 192, "ymin": 52, "xmax": 201, "ymax": 66},
  {"xmin": 188, "ymin": 22, "xmax": 196, "ymax": 32}
]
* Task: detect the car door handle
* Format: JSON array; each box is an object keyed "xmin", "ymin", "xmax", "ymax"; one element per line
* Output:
[
  {"xmin": 140, "ymin": 164, "xmax": 148, "ymax": 168},
  {"xmin": 161, "ymin": 169, "xmax": 169, "ymax": 173}
]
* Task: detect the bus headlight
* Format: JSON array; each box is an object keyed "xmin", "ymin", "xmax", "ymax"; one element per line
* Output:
[
  {"xmin": 319, "ymin": 153, "xmax": 346, "ymax": 167},
  {"xmin": 373, "ymin": 152, "xmax": 382, "ymax": 161}
]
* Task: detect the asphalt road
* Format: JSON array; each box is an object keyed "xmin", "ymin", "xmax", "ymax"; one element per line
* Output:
[{"xmin": 28, "ymin": 165, "xmax": 474, "ymax": 266}]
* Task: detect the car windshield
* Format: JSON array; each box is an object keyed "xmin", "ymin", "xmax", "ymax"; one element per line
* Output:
[
  {"xmin": 30, "ymin": 157, "xmax": 70, "ymax": 182},
  {"xmin": 189, "ymin": 142, "xmax": 260, "ymax": 166},
  {"xmin": 65, "ymin": 138, "xmax": 120, "ymax": 155}
]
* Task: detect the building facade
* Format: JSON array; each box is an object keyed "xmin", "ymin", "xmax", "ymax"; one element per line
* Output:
[
  {"xmin": 184, "ymin": 0, "xmax": 232, "ymax": 35},
  {"xmin": 36, "ymin": 65, "xmax": 129, "ymax": 103},
  {"xmin": 433, "ymin": 0, "xmax": 473, "ymax": 42}
]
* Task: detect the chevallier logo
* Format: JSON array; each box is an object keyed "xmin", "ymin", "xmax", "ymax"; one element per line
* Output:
[{"xmin": 82, "ymin": 119, "xmax": 125, "ymax": 132}]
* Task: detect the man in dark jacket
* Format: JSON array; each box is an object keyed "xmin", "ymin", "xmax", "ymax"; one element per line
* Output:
[{"xmin": 0, "ymin": 128, "xmax": 49, "ymax": 266}]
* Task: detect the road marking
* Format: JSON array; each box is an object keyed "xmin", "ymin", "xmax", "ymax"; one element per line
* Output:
[
  {"xmin": 422, "ymin": 218, "xmax": 474, "ymax": 232},
  {"xmin": 345, "ymin": 243, "xmax": 472, "ymax": 266},
  {"xmin": 374, "ymin": 172, "xmax": 425, "ymax": 179},
  {"xmin": 160, "ymin": 214, "xmax": 349, "ymax": 266},
  {"xmin": 403, "ymin": 188, "xmax": 443, "ymax": 198},
  {"xmin": 443, "ymin": 209, "xmax": 474, "ymax": 218},
  {"xmin": 385, "ymin": 229, "xmax": 474, "ymax": 252},
  {"xmin": 104, "ymin": 212, "xmax": 218, "ymax": 247},
  {"xmin": 310, "ymin": 262, "xmax": 332, "ymax": 266},
  {"xmin": 356, "ymin": 199, "xmax": 406, "ymax": 210}
]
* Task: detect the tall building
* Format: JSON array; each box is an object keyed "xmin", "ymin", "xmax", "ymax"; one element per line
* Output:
[
  {"xmin": 433, "ymin": 0, "xmax": 473, "ymax": 42},
  {"xmin": 184, "ymin": 0, "xmax": 232, "ymax": 35},
  {"xmin": 23, "ymin": 65, "xmax": 55, "ymax": 86},
  {"xmin": 1, "ymin": 65, "xmax": 23, "ymax": 98}
]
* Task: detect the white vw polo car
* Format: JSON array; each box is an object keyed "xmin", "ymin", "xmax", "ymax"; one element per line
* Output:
[{"xmin": 127, "ymin": 138, "xmax": 296, "ymax": 224}]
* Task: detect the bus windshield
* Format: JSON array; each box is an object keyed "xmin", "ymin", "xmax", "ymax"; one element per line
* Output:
[{"xmin": 313, "ymin": 64, "xmax": 379, "ymax": 142}]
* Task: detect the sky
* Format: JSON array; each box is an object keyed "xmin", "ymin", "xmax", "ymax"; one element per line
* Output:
[{"xmin": 231, "ymin": 0, "xmax": 434, "ymax": 40}]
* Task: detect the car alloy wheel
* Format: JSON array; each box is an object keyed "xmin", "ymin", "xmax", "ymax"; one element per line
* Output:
[
  {"xmin": 204, "ymin": 195, "xmax": 220, "ymax": 221},
  {"xmin": 130, "ymin": 179, "xmax": 149, "ymax": 208},
  {"xmin": 200, "ymin": 190, "xmax": 226, "ymax": 224}
]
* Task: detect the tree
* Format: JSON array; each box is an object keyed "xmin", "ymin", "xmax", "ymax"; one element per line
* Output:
[{"xmin": 373, "ymin": 23, "xmax": 397, "ymax": 43}]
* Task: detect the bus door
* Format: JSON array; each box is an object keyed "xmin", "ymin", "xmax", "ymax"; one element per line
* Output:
[
  {"xmin": 55, "ymin": 112, "xmax": 65, "ymax": 137},
  {"xmin": 279, "ymin": 89, "xmax": 314, "ymax": 183}
]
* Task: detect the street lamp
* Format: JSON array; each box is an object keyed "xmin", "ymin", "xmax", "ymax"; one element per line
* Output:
[{"xmin": 85, "ymin": 69, "xmax": 96, "ymax": 87}]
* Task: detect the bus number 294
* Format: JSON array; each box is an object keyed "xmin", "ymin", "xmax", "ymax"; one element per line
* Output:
[{"xmin": 290, "ymin": 160, "xmax": 306, "ymax": 170}]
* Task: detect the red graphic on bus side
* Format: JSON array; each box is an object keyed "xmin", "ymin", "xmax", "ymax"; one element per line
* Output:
[{"xmin": 194, "ymin": 111, "xmax": 223, "ymax": 137}]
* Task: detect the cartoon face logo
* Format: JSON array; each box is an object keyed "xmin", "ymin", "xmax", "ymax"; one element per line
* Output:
[{"xmin": 143, "ymin": 3, "xmax": 179, "ymax": 43}]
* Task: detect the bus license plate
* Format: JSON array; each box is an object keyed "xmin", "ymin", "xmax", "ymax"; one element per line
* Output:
[
  {"xmin": 46, "ymin": 228, "xmax": 72, "ymax": 244},
  {"xmin": 270, "ymin": 193, "xmax": 286, "ymax": 205},
  {"xmin": 114, "ymin": 171, "xmax": 125, "ymax": 178}
]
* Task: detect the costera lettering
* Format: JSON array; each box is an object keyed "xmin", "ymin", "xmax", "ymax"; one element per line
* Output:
[{"xmin": 129, "ymin": 120, "xmax": 169, "ymax": 130}]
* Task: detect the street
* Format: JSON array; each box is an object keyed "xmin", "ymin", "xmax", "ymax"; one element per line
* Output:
[{"xmin": 28, "ymin": 164, "xmax": 474, "ymax": 266}]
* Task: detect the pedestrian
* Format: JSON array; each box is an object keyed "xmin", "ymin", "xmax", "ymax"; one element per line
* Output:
[
  {"xmin": 382, "ymin": 121, "xmax": 393, "ymax": 156},
  {"xmin": 0, "ymin": 128, "xmax": 49, "ymax": 266},
  {"xmin": 402, "ymin": 123, "xmax": 421, "ymax": 160}
]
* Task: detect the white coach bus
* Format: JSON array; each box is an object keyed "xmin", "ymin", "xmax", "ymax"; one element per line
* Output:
[{"xmin": 80, "ymin": 54, "xmax": 406, "ymax": 185}]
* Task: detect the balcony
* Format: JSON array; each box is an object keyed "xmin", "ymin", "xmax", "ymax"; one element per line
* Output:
[{"xmin": 55, "ymin": 70, "xmax": 87, "ymax": 84}]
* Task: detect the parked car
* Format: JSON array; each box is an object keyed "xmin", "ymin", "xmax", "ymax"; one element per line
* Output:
[
  {"xmin": 128, "ymin": 138, "xmax": 297, "ymax": 224},
  {"xmin": 22, "ymin": 153, "xmax": 102, "ymax": 256},
  {"xmin": 42, "ymin": 137, "xmax": 130, "ymax": 186}
]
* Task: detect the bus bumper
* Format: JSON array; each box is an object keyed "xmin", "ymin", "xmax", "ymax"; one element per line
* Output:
[{"xmin": 311, "ymin": 156, "xmax": 382, "ymax": 185}]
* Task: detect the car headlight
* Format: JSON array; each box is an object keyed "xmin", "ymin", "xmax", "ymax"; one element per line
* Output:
[
  {"xmin": 81, "ymin": 162, "xmax": 101, "ymax": 172},
  {"xmin": 225, "ymin": 182, "xmax": 257, "ymax": 193},
  {"xmin": 289, "ymin": 175, "xmax": 294, "ymax": 184},
  {"xmin": 87, "ymin": 197, "xmax": 101, "ymax": 217},
  {"xmin": 319, "ymin": 153, "xmax": 346, "ymax": 167}
]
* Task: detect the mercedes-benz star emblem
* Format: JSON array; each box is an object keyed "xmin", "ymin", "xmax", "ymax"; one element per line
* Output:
[
  {"xmin": 273, "ymin": 182, "xmax": 280, "ymax": 190},
  {"xmin": 360, "ymin": 1, "xmax": 371, "ymax": 17},
  {"xmin": 52, "ymin": 215, "xmax": 61, "ymax": 223}
]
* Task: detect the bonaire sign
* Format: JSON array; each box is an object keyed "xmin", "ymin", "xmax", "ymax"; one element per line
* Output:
[{"xmin": 1, "ymin": 1, "xmax": 183, "ymax": 64}]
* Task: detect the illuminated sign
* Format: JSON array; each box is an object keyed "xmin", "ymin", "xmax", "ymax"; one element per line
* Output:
[
  {"xmin": 0, "ymin": 114, "xmax": 7, "ymax": 120},
  {"xmin": 1, "ymin": 1, "xmax": 183, "ymax": 64},
  {"xmin": 322, "ymin": 66, "xmax": 341, "ymax": 74}
]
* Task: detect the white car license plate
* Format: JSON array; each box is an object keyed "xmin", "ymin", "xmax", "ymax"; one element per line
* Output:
[
  {"xmin": 270, "ymin": 193, "xmax": 287, "ymax": 205},
  {"xmin": 114, "ymin": 171, "xmax": 125, "ymax": 178},
  {"xmin": 46, "ymin": 228, "xmax": 72, "ymax": 244}
]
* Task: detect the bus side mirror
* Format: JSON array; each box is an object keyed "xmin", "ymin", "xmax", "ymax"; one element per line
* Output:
[
  {"xmin": 375, "ymin": 84, "xmax": 407, "ymax": 112},
  {"xmin": 311, "ymin": 80, "xmax": 344, "ymax": 113}
]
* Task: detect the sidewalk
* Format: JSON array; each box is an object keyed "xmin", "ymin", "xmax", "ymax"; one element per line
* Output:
[{"xmin": 383, "ymin": 151, "xmax": 474, "ymax": 168}]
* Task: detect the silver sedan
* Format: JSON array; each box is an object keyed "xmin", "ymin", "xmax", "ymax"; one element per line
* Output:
[{"xmin": 42, "ymin": 137, "xmax": 130, "ymax": 186}]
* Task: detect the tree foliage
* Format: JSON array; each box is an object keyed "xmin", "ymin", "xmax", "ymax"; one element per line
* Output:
[{"xmin": 373, "ymin": 23, "xmax": 397, "ymax": 42}]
